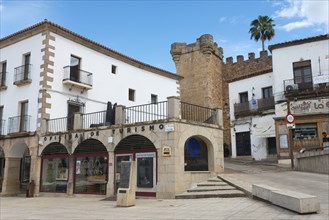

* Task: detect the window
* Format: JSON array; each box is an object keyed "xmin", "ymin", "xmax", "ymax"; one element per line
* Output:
[
  {"xmin": 0, "ymin": 106, "xmax": 3, "ymax": 135},
  {"xmin": 129, "ymin": 89, "xmax": 135, "ymax": 101},
  {"xmin": 0, "ymin": 61, "xmax": 7, "ymax": 87},
  {"xmin": 262, "ymin": 86, "xmax": 273, "ymax": 99},
  {"xmin": 111, "ymin": 65, "xmax": 117, "ymax": 74},
  {"xmin": 137, "ymin": 157, "xmax": 153, "ymax": 188},
  {"xmin": 70, "ymin": 55, "xmax": 80, "ymax": 82},
  {"xmin": 293, "ymin": 123, "xmax": 318, "ymax": 140},
  {"xmin": 184, "ymin": 137, "xmax": 208, "ymax": 171},
  {"xmin": 293, "ymin": 60, "xmax": 312, "ymax": 90},
  {"xmin": 151, "ymin": 94, "xmax": 158, "ymax": 104},
  {"xmin": 20, "ymin": 101, "xmax": 28, "ymax": 132},
  {"xmin": 23, "ymin": 53, "xmax": 31, "ymax": 80},
  {"xmin": 239, "ymin": 92, "xmax": 248, "ymax": 103}
]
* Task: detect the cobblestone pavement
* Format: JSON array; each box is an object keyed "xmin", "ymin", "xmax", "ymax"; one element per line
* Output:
[{"xmin": 1, "ymin": 160, "xmax": 328, "ymax": 220}]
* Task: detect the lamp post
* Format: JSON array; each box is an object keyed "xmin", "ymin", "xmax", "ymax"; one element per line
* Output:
[{"xmin": 286, "ymin": 99, "xmax": 294, "ymax": 168}]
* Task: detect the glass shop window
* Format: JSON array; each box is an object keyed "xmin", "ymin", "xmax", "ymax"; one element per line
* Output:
[
  {"xmin": 41, "ymin": 157, "xmax": 68, "ymax": 193},
  {"xmin": 137, "ymin": 157, "xmax": 153, "ymax": 188},
  {"xmin": 293, "ymin": 123, "xmax": 318, "ymax": 140},
  {"xmin": 74, "ymin": 155, "xmax": 107, "ymax": 194}
]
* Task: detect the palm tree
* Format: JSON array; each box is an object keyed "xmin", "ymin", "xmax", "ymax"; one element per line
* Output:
[{"xmin": 249, "ymin": 15, "xmax": 275, "ymax": 51}]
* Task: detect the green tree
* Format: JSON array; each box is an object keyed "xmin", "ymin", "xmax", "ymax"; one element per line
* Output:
[{"xmin": 249, "ymin": 15, "xmax": 275, "ymax": 51}]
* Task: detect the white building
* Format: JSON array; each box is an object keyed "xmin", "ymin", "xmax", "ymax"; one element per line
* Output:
[
  {"xmin": 269, "ymin": 34, "xmax": 329, "ymax": 164},
  {"xmin": 0, "ymin": 20, "xmax": 224, "ymax": 198},
  {"xmin": 229, "ymin": 70, "xmax": 276, "ymax": 160}
]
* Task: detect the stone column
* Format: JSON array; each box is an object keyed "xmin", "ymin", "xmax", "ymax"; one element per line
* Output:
[
  {"xmin": 115, "ymin": 105, "xmax": 126, "ymax": 125},
  {"xmin": 73, "ymin": 112, "xmax": 83, "ymax": 130},
  {"xmin": 167, "ymin": 96, "xmax": 180, "ymax": 120},
  {"xmin": 67, "ymin": 154, "xmax": 75, "ymax": 195},
  {"xmin": 215, "ymin": 108, "xmax": 223, "ymax": 127},
  {"xmin": 1, "ymin": 158, "xmax": 21, "ymax": 195}
]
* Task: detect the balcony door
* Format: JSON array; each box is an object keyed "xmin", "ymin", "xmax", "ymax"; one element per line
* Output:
[
  {"xmin": 23, "ymin": 54, "xmax": 30, "ymax": 80},
  {"xmin": 293, "ymin": 60, "xmax": 313, "ymax": 90},
  {"xmin": 20, "ymin": 101, "xmax": 28, "ymax": 132},
  {"xmin": 70, "ymin": 55, "xmax": 80, "ymax": 82},
  {"xmin": 67, "ymin": 103, "xmax": 80, "ymax": 130}
]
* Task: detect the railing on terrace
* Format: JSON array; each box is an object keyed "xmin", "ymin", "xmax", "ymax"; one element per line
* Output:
[
  {"xmin": 0, "ymin": 119, "xmax": 5, "ymax": 135},
  {"xmin": 63, "ymin": 66, "xmax": 93, "ymax": 87},
  {"xmin": 181, "ymin": 102, "xmax": 216, "ymax": 124},
  {"xmin": 8, "ymin": 115, "xmax": 31, "ymax": 133},
  {"xmin": 82, "ymin": 110, "xmax": 107, "ymax": 129},
  {"xmin": 234, "ymin": 97, "xmax": 275, "ymax": 117},
  {"xmin": 47, "ymin": 116, "xmax": 72, "ymax": 133},
  {"xmin": 14, "ymin": 64, "xmax": 32, "ymax": 84},
  {"xmin": 125, "ymin": 101, "xmax": 168, "ymax": 124},
  {"xmin": 284, "ymin": 74, "xmax": 329, "ymax": 93}
]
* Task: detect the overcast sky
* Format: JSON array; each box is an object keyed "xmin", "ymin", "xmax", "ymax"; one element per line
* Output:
[{"xmin": 1, "ymin": 0, "xmax": 328, "ymax": 73}]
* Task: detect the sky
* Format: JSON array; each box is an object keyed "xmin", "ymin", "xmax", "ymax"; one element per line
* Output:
[{"xmin": 1, "ymin": 0, "xmax": 328, "ymax": 73}]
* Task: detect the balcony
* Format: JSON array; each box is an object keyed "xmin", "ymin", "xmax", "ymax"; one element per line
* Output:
[
  {"xmin": 44, "ymin": 98, "xmax": 220, "ymax": 134},
  {"xmin": 234, "ymin": 97, "xmax": 275, "ymax": 117},
  {"xmin": 14, "ymin": 64, "xmax": 32, "ymax": 86},
  {"xmin": 8, "ymin": 115, "xmax": 31, "ymax": 134},
  {"xmin": 62, "ymin": 66, "xmax": 93, "ymax": 91},
  {"xmin": 284, "ymin": 74, "xmax": 329, "ymax": 98},
  {"xmin": 0, "ymin": 72, "xmax": 7, "ymax": 91}
]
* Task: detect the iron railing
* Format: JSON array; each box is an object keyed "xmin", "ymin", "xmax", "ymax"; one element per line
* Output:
[
  {"xmin": 14, "ymin": 64, "xmax": 32, "ymax": 83},
  {"xmin": 8, "ymin": 115, "xmax": 31, "ymax": 133},
  {"xmin": 234, "ymin": 97, "xmax": 275, "ymax": 117},
  {"xmin": 0, "ymin": 72, "xmax": 6, "ymax": 87},
  {"xmin": 181, "ymin": 102, "xmax": 216, "ymax": 124},
  {"xmin": 0, "ymin": 119, "xmax": 5, "ymax": 135},
  {"xmin": 82, "ymin": 110, "xmax": 107, "ymax": 129},
  {"xmin": 63, "ymin": 66, "xmax": 93, "ymax": 87},
  {"xmin": 284, "ymin": 74, "xmax": 329, "ymax": 93},
  {"xmin": 125, "ymin": 101, "xmax": 168, "ymax": 123},
  {"xmin": 47, "ymin": 116, "xmax": 72, "ymax": 133}
]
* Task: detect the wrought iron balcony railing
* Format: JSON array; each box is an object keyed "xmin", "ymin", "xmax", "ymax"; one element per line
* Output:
[
  {"xmin": 234, "ymin": 96, "xmax": 275, "ymax": 117},
  {"xmin": 283, "ymin": 74, "xmax": 329, "ymax": 94},
  {"xmin": 181, "ymin": 102, "xmax": 216, "ymax": 124},
  {"xmin": 14, "ymin": 64, "xmax": 32, "ymax": 85},
  {"xmin": 63, "ymin": 66, "xmax": 93, "ymax": 90},
  {"xmin": 8, "ymin": 115, "xmax": 31, "ymax": 133},
  {"xmin": 125, "ymin": 101, "xmax": 168, "ymax": 124}
]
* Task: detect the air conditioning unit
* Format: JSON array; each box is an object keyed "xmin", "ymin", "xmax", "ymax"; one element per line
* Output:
[{"xmin": 285, "ymin": 84, "xmax": 298, "ymax": 92}]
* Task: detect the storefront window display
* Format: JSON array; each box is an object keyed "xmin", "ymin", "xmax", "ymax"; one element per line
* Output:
[
  {"xmin": 74, "ymin": 154, "xmax": 107, "ymax": 194},
  {"xmin": 41, "ymin": 156, "xmax": 68, "ymax": 192}
]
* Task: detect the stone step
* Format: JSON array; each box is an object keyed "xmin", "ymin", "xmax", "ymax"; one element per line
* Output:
[
  {"xmin": 187, "ymin": 185, "xmax": 236, "ymax": 192},
  {"xmin": 207, "ymin": 177, "xmax": 223, "ymax": 182},
  {"xmin": 175, "ymin": 189, "xmax": 246, "ymax": 199},
  {"xmin": 197, "ymin": 182, "xmax": 228, "ymax": 187}
]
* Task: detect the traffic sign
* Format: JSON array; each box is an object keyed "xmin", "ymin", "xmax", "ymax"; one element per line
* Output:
[{"xmin": 286, "ymin": 114, "xmax": 295, "ymax": 123}]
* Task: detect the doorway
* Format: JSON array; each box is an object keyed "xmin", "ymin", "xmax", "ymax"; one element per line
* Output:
[{"xmin": 236, "ymin": 132, "xmax": 251, "ymax": 156}]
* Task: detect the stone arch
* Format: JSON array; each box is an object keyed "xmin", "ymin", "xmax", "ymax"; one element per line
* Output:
[
  {"xmin": 74, "ymin": 138, "xmax": 107, "ymax": 154},
  {"xmin": 41, "ymin": 142, "xmax": 69, "ymax": 155},
  {"xmin": 115, "ymin": 134, "xmax": 156, "ymax": 153},
  {"xmin": 9, "ymin": 141, "xmax": 29, "ymax": 158},
  {"xmin": 178, "ymin": 129, "xmax": 218, "ymax": 172}
]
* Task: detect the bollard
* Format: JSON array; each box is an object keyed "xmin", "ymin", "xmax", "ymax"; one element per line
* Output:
[{"xmin": 26, "ymin": 180, "xmax": 35, "ymax": 198}]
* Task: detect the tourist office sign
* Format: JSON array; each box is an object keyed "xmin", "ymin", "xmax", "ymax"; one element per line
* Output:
[{"xmin": 290, "ymin": 98, "xmax": 329, "ymax": 114}]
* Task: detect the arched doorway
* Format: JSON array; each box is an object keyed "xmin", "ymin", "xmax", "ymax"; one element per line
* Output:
[
  {"xmin": 0, "ymin": 146, "xmax": 4, "ymax": 192},
  {"xmin": 184, "ymin": 136, "xmax": 209, "ymax": 171},
  {"xmin": 73, "ymin": 139, "xmax": 108, "ymax": 195},
  {"xmin": 4, "ymin": 141, "xmax": 30, "ymax": 193},
  {"xmin": 40, "ymin": 142, "xmax": 69, "ymax": 193},
  {"xmin": 115, "ymin": 135, "xmax": 157, "ymax": 197}
]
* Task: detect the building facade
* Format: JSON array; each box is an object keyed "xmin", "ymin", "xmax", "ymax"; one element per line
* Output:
[
  {"xmin": 0, "ymin": 20, "xmax": 224, "ymax": 198},
  {"xmin": 269, "ymin": 35, "xmax": 329, "ymax": 164}
]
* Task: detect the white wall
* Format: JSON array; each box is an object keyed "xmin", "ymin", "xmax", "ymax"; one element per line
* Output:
[
  {"xmin": 0, "ymin": 34, "xmax": 44, "ymax": 133},
  {"xmin": 272, "ymin": 39, "xmax": 329, "ymax": 118},
  {"xmin": 229, "ymin": 72, "xmax": 275, "ymax": 160},
  {"xmin": 47, "ymin": 33, "xmax": 179, "ymax": 118}
]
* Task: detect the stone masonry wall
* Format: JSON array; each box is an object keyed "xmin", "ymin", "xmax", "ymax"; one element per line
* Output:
[{"xmin": 171, "ymin": 34, "xmax": 273, "ymax": 154}]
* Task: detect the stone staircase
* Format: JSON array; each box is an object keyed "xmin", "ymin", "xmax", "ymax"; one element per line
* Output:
[{"xmin": 175, "ymin": 177, "xmax": 246, "ymax": 199}]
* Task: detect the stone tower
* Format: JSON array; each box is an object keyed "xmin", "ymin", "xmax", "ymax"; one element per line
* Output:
[{"xmin": 170, "ymin": 34, "xmax": 224, "ymax": 109}]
